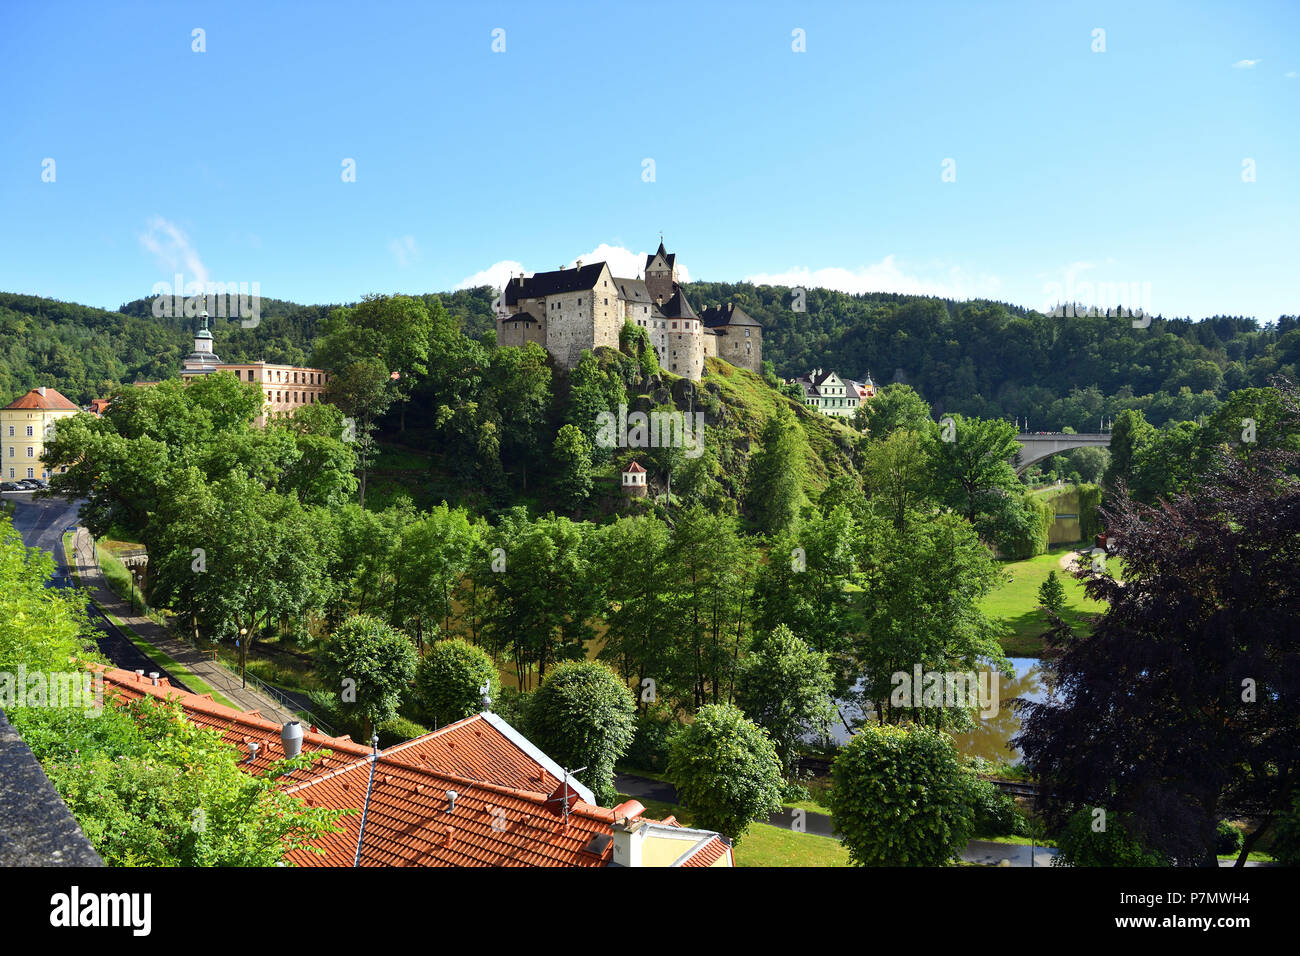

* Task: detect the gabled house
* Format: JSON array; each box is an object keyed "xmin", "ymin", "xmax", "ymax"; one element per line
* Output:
[{"xmin": 90, "ymin": 664, "xmax": 732, "ymax": 868}]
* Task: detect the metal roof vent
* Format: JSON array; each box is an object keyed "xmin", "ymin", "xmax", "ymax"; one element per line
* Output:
[
  {"xmin": 149, "ymin": 672, "xmax": 159, "ymax": 686},
  {"xmin": 445, "ymin": 790, "xmax": 459, "ymax": 814},
  {"xmin": 281, "ymin": 720, "xmax": 303, "ymax": 759},
  {"xmin": 247, "ymin": 741, "xmax": 260, "ymax": 763}
]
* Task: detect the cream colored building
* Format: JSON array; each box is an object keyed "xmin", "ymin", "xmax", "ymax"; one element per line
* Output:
[
  {"xmin": 179, "ymin": 312, "xmax": 330, "ymax": 426},
  {"xmin": 1, "ymin": 387, "xmax": 80, "ymax": 481}
]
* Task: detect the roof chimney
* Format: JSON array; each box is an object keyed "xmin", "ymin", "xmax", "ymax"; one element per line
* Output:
[
  {"xmin": 149, "ymin": 671, "xmax": 159, "ymax": 686},
  {"xmin": 37, "ymin": 387, "xmax": 46, "ymax": 397},
  {"xmin": 611, "ymin": 818, "xmax": 645, "ymax": 867},
  {"xmin": 281, "ymin": 720, "xmax": 303, "ymax": 759},
  {"xmin": 575, "ymin": 259, "xmax": 583, "ymax": 270},
  {"xmin": 134, "ymin": 669, "xmax": 144, "ymax": 682}
]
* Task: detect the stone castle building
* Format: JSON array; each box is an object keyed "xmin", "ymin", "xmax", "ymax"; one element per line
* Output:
[{"xmin": 497, "ymin": 241, "xmax": 762, "ymax": 380}]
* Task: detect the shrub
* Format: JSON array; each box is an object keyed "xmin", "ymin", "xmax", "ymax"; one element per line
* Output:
[
  {"xmin": 526, "ymin": 661, "xmax": 636, "ymax": 806},
  {"xmin": 1215, "ymin": 820, "xmax": 1244, "ymax": 857},
  {"xmin": 412, "ymin": 638, "xmax": 498, "ymax": 729},
  {"xmin": 667, "ymin": 703, "xmax": 783, "ymax": 843},
  {"xmin": 828, "ymin": 723, "xmax": 976, "ymax": 866},
  {"xmin": 969, "ymin": 777, "xmax": 1026, "ymax": 838},
  {"xmin": 1052, "ymin": 808, "xmax": 1167, "ymax": 867}
]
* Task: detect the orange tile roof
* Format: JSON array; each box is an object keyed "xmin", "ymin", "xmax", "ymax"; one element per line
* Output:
[
  {"xmin": 3, "ymin": 387, "xmax": 79, "ymax": 411},
  {"xmin": 680, "ymin": 837, "xmax": 732, "ymax": 867},
  {"xmin": 89, "ymin": 664, "xmax": 732, "ymax": 868},
  {"xmin": 285, "ymin": 758, "xmax": 620, "ymax": 867},
  {"xmin": 382, "ymin": 714, "xmax": 565, "ymax": 796},
  {"xmin": 94, "ymin": 666, "xmax": 371, "ymax": 780}
]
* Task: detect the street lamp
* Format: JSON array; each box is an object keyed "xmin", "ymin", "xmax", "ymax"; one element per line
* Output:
[{"xmin": 239, "ymin": 627, "xmax": 248, "ymax": 688}]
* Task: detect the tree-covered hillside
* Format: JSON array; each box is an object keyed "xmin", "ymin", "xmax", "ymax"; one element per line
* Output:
[
  {"xmin": 3, "ymin": 283, "xmax": 1296, "ymax": 432},
  {"xmin": 680, "ymin": 281, "xmax": 1299, "ymax": 429}
]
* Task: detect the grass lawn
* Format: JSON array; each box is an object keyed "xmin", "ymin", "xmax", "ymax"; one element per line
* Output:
[
  {"xmin": 981, "ymin": 545, "xmax": 1111, "ymax": 656},
  {"xmin": 617, "ymin": 792, "xmax": 851, "ymax": 867}
]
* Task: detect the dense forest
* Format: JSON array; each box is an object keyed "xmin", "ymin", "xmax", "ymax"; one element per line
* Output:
[{"xmin": 2, "ymin": 283, "xmax": 1296, "ymax": 432}]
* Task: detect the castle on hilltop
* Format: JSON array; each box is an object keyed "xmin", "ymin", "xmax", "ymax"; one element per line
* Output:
[{"xmin": 496, "ymin": 241, "xmax": 763, "ymax": 381}]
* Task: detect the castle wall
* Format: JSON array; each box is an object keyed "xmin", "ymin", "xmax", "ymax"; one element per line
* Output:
[{"xmin": 715, "ymin": 327, "xmax": 762, "ymax": 373}]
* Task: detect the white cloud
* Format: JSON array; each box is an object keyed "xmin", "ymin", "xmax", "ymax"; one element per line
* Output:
[
  {"xmin": 456, "ymin": 259, "xmax": 527, "ymax": 291},
  {"xmin": 1233, "ymin": 59, "xmax": 1260, "ymax": 68},
  {"xmin": 1286, "ymin": 71, "xmax": 1297, "ymax": 79},
  {"xmin": 456, "ymin": 243, "xmax": 691, "ymax": 291},
  {"xmin": 744, "ymin": 255, "xmax": 1001, "ymax": 300},
  {"xmin": 388, "ymin": 235, "xmax": 419, "ymax": 267},
  {"xmin": 139, "ymin": 216, "xmax": 208, "ymax": 287}
]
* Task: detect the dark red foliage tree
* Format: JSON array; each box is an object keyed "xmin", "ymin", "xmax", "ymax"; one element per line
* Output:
[{"xmin": 1015, "ymin": 379, "xmax": 1300, "ymax": 867}]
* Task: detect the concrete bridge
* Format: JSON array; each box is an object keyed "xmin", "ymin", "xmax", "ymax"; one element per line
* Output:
[{"xmin": 1013, "ymin": 432, "xmax": 1110, "ymax": 475}]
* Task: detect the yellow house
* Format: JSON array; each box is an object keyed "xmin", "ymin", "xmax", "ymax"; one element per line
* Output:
[{"xmin": 1, "ymin": 387, "xmax": 80, "ymax": 481}]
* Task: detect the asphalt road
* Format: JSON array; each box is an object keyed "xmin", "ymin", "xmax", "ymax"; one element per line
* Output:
[{"xmin": 5, "ymin": 492, "xmax": 178, "ymax": 682}]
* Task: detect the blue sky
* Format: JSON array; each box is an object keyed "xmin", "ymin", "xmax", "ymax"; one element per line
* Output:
[{"xmin": 1, "ymin": 0, "xmax": 1296, "ymax": 320}]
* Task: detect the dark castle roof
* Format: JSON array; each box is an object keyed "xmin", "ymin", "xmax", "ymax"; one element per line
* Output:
[
  {"xmin": 700, "ymin": 303, "xmax": 761, "ymax": 329},
  {"xmin": 504, "ymin": 262, "xmax": 607, "ymax": 306},
  {"xmin": 645, "ymin": 241, "xmax": 675, "ymax": 271},
  {"xmin": 660, "ymin": 289, "xmax": 699, "ymax": 320}
]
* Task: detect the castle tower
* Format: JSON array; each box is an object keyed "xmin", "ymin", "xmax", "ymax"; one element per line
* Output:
[
  {"xmin": 181, "ymin": 311, "xmax": 223, "ymax": 377},
  {"xmin": 644, "ymin": 240, "xmax": 678, "ymax": 305}
]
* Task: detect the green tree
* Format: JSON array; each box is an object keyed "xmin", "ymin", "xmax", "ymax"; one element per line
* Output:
[
  {"xmin": 1053, "ymin": 808, "xmax": 1167, "ymax": 867},
  {"xmin": 27, "ymin": 698, "xmax": 345, "ymax": 866},
  {"xmin": 413, "ymin": 638, "xmax": 499, "ymax": 729},
  {"xmin": 0, "ymin": 517, "xmax": 98, "ymax": 673},
  {"xmin": 484, "ymin": 515, "xmax": 597, "ymax": 688},
  {"xmin": 828, "ymin": 723, "xmax": 976, "ymax": 866},
  {"xmin": 855, "ymin": 383, "xmax": 932, "ymax": 438},
  {"xmin": 526, "ymin": 660, "xmax": 636, "ymax": 806},
  {"xmin": 1103, "ymin": 408, "xmax": 1156, "ymax": 492},
  {"xmin": 862, "ymin": 428, "xmax": 930, "ymax": 530},
  {"xmin": 854, "ymin": 511, "xmax": 1008, "ymax": 729},
  {"xmin": 667, "ymin": 703, "xmax": 783, "ymax": 843},
  {"xmin": 1038, "ymin": 569, "xmax": 1067, "ymax": 616},
  {"xmin": 318, "ymin": 614, "xmax": 417, "ymax": 742},
  {"xmin": 147, "ymin": 470, "xmax": 329, "ymax": 665},
  {"xmin": 734, "ymin": 625, "xmax": 835, "ymax": 776},
  {"xmin": 594, "ymin": 516, "xmax": 674, "ymax": 708},
  {"xmin": 552, "ymin": 424, "xmax": 593, "ymax": 509},
  {"xmin": 926, "ymin": 413, "xmax": 1021, "ymax": 521},
  {"xmin": 745, "ymin": 405, "xmax": 808, "ymax": 533}
]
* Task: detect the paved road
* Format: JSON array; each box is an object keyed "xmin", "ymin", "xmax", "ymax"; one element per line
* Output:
[{"xmin": 6, "ymin": 492, "xmax": 174, "ymax": 681}]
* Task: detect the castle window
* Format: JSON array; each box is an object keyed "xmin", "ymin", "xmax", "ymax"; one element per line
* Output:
[{"xmin": 26, "ymin": 426, "xmax": 33, "ymax": 437}]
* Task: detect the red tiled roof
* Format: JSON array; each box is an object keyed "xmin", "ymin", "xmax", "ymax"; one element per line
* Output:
[
  {"xmin": 3, "ymin": 387, "xmax": 79, "ymax": 411},
  {"xmin": 94, "ymin": 665, "xmax": 371, "ymax": 780},
  {"xmin": 623, "ymin": 461, "xmax": 646, "ymax": 473},
  {"xmin": 680, "ymin": 837, "xmax": 732, "ymax": 867},
  {"xmin": 89, "ymin": 665, "xmax": 732, "ymax": 868},
  {"xmin": 382, "ymin": 715, "xmax": 563, "ymax": 795},
  {"xmin": 285, "ymin": 758, "xmax": 620, "ymax": 867}
]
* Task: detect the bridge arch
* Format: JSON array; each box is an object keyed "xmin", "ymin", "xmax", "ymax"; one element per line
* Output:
[{"xmin": 1012, "ymin": 433, "xmax": 1110, "ymax": 475}]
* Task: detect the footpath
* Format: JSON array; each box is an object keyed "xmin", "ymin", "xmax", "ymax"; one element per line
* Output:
[{"xmin": 68, "ymin": 527, "xmax": 301, "ymax": 724}]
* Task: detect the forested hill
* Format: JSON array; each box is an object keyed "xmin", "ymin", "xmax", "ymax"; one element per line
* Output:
[
  {"xmin": 680, "ymin": 281, "xmax": 1299, "ymax": 429},
  {"xmin": 2, "ymin": 283, "xmax": 1296, "ymax": 430}
]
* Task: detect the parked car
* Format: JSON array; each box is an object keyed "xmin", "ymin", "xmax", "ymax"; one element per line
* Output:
[
  {"xmin": 0, "ymin": 481, "xmax": 20, "ymax": 491},
  {"xmin": 17, "ymin": 479, "xmax": 41, "ymax": 489},
  {"xmin": 31, "ymin": 478, "xmax": 49, "ymax": 488}
]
